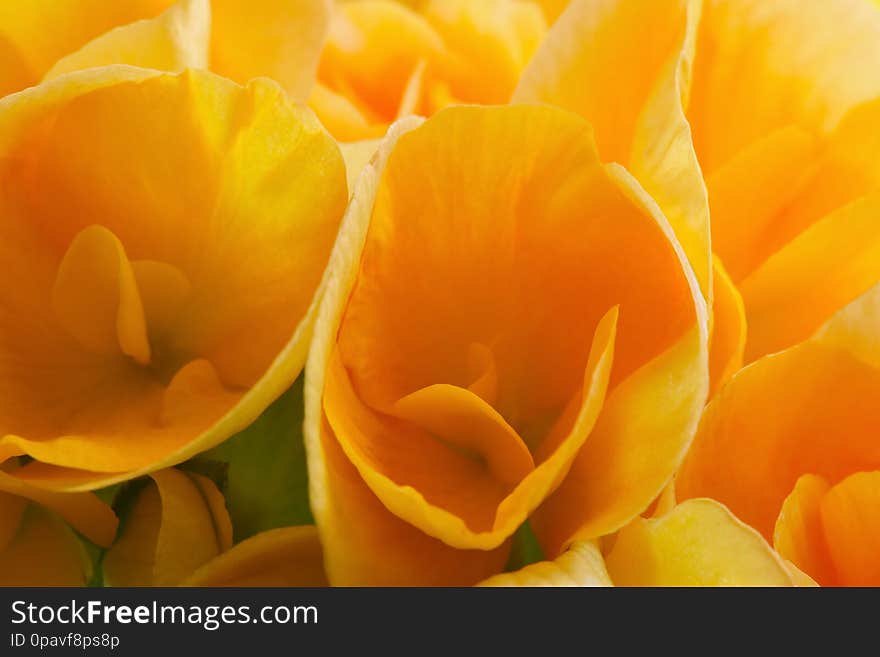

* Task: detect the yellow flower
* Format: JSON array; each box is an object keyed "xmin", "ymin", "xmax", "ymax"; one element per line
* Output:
[
  {"xmin": 678, "ymin": 283, "xmax": 880, "ymax": 586},
  {"xmin": 0, "ymin": 462, "xmax": 117, "ymax": 585},
  {"xmin": 303, "ymin": 104, "xmax": 711, "ymax": 585},
  {"xmin": 0, "ymin": 66, "xmax": 347, "ymax": 490},
  {"xmin": 103, "ymin": 468, "xmax": 326, "ymax": 586},
  {"xmin": 310, "ymin": 0, "xmax": 549, "ymax": 140},
  {"xmin": 0, "ymin": 0, "xmax": 330, "ymax": 101}
]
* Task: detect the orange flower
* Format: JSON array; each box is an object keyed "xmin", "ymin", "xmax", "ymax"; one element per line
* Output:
[
  {"xmin": 310, "ymin": 0, "xmax": 549, "ymax": 140},
  {"xmin": 303, "ymin": 104, "xmax": 711, "ymax": 585},
  {"xmin": 0, "ymin": 67, "xmax": 346, "ymax": 490},
  {"xmin": 678, "ymin": 284, "xmax": 880, "ymax": 586},
  {"xmin": 0, "ymin": 462, "xmax": 117, "ymax": 585}
]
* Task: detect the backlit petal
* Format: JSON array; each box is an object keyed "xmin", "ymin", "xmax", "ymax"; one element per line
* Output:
[
  {"xmin": 44, "ymin": 0, "xmax": 210, "ymax": 81},
  {"xmin": 605, "ymin": 499, "xmax": 794, "ymax": 586}
]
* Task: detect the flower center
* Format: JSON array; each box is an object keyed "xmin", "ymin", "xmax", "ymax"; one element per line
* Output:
[{"xmin": 52, "ymin": 224, "xmax": 192, "ymax": 379}]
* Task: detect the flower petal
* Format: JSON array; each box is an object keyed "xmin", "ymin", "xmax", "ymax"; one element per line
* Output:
[
  {"xmin": 0, "ymin": 468, "xmax": 117, "ymax": 547},
  {"xmin": 739, "ymin": 194, "xmax": 880, "ymax": 362},
  {"xmin": 44, "ymin": 0, "xmax": 210, "ymax": 81},
  {"xmin": 184, "ymin": 525, "xmax": 328, "ymax": 586},
  {"xmin": 103, "ymin": 468, "xmax": 231, "ymax": 586},
  {"xmin": 210, "ymin": 0, "xmax": 331, "ymax": 100},
  {"xmin": 605, "ymin": 499, "xmax": 794, "ymax": 586},
  {"xmin": 773, "ymin": 474, "xmax": 836, "ymax": 586},
  {"xmin": 819, "ymin": 471, "xmax": 880, "ymax": 587},
  {"xmin": 478, "ymin": 540, "xmax": 612, "ymax": 587},
  {"xmin": 678, "ymin": 283, "xmax": 880, "ymax": 540},
  {"xmin": 0, "ymin": 0, "xmax": 172, "ymax": 95},
  {"xmin": 305, "ymin": 116, "xmax": 511, "ymax": 585},
  {"xmin": 514, "ymin": 0, "xmax": 711, "ymax": 296},
  {"xmin": 689, "ymin": 0, "xmax": 880, "ymax": 173},
  {"xmin": 708, "ymin": 255, "xmax": 745, "ymax": 396},
  {"xmin": 0, "ymin": 504, "xmax": 92, "ymax": 586}
]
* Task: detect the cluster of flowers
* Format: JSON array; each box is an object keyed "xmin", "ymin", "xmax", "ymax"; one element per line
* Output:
[{"xmin": 1, "ymin": 0, "xmax": 879, "ymax": 587}]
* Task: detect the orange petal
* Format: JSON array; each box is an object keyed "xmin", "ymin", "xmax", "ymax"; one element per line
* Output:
[
  {"xmin": 0, "ymin": 469, "xmax": 117, "ymax": 547},
  {"xmin": 740, "ymin": 194, "xmax": 880, "ymax": 361},
  {"xmin": 0, "ymin": 505, "xmax": 92, "ymax": 586},
  {"xmin": 51, "ymin": 224, "xmax": 150, "ymax": 365},
  {"xmin": 184, "ymin": 525, "xmax": 328, "ymax": 587},
  {"xmin": 515, "ymin": 0, "xmax": 711, "ymax": 296},
  {"xmin": 820, "ymin": 471, "xmax": 880, "ymax": 586},
  {"xmin": 304, "ymin": 117, "xmax": 509, "ymax": 584},
  {"xmin": 679, "ymin": 284, "xmax": 880, "ymax": 539},
  {"xmin": 103, "ymin": 468, "xmax": 231, "ymax": 586}
]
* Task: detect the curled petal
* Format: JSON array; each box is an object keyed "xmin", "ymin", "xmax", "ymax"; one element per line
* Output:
[
  {"xmin": 515, "ymin": 0, "xmax": 711, "ymax": 297},
  {"xmin": 103, "ymin": 468, "xmax": 232, "ymax": 586}
]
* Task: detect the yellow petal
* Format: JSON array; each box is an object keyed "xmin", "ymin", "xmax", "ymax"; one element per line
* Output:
[
  {"xmin": 478, "ymin": 540, "xmax": 612, "ymax": 587},
  {"xmin": 184, "ymin": 525, "xmax": 328, "ymax": 586},
  {"xmin": 689, "ymin": 0, "xmax": 880, "ymax": 173},
  {"xmin": 515, "ymin": 0, "xmax": 711, "ymax": 297},
  {"xmin": 44, "ymin": 0, "xmax": 210, "ymax": 81},
  {"xmin": 103, "ymin": 468, "xmax": 231, "ymax": 586},
  {"xmin": 211, "ymin": 0, "xmax": 331, "ymax": 100},
  {"xmin": 0, "ymin": 67, "xmax": 346, "ymax": 489},
  {"xmin": 0, "ymin": 504, "xmax": 92, "ymax": 586},
  {"xmin": 0, "ymin": 0, "xmax": 172, "ymax": 95},
  {"xmin": 708, "ymin": 255, "xmax": 746, "ymax": 396},
  {"xmin": 605, "ymin": 499, "xmax": 794, "ymax": 586}
]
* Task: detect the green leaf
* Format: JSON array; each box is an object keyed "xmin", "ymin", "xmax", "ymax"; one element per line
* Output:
[{"xmin": 190, "ymin": 376, "xmax": 313, "ymax": 542}]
